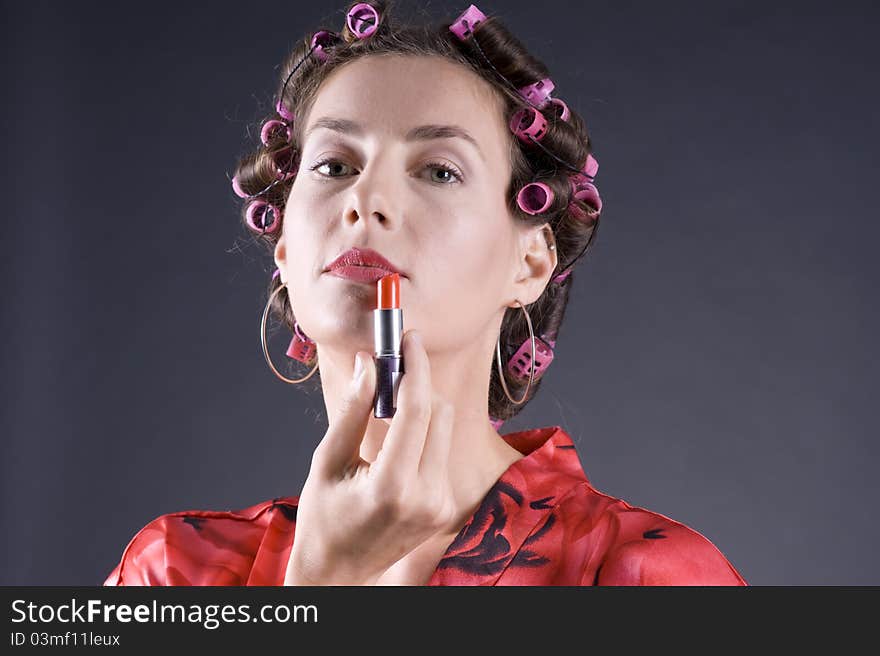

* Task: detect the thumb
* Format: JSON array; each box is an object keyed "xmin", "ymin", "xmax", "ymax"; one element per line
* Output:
[{"xmin": 315, "ymin": 351, "xmax": 376, "ymax": 476}]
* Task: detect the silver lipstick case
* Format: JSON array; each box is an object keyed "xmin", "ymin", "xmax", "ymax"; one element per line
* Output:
[{"xmin": 373, "ymin": 307, "xmax": 404, "ymax": 418}]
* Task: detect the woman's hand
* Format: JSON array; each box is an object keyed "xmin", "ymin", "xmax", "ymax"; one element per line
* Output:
[{"xmin": 284, "ymin": 330, "xmax": 457, "ymax": 586}]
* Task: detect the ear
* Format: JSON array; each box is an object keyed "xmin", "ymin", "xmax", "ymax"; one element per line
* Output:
[
  {"xmin": 273, "ymin": 233, "xmax": 287, "ymax": 283},
  {"xmin": 510, "ymin": 223, "xmax": 558, "ymax": 307}
]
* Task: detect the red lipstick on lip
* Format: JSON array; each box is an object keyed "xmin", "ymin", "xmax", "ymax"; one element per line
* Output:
[
  {"xmin": 329, "ymin": 266, "xmax": 394, "ymax": 284},
  {"xmin": 373, "ymin": 273, "xmax": 404, "ymax": 418},
  {"xmin": 326, "ymin": 247, "xmax": 403, "ymax": 284}
]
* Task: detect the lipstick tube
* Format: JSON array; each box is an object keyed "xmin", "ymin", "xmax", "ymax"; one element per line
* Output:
[{"xmin": 373, "ymin": 273, "xmax": 404, "ymax": 418}]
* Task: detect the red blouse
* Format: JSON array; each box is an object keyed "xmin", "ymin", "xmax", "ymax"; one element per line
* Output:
[{"xmin": 103, "ymin": 425, "xmax": 747, "ymax": 586}]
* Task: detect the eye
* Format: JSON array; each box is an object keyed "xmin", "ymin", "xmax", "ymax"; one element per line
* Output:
[
  {"xmin": 422, "ymin": 160, "xmax": 464, "ymax": 185},
  {"xmin": 309, "ymin": 158, "xmax": 353, "ymax": 178},
  {"xmin": 308, "ymin": 157, "xmax": 463, "ymax": 185}
]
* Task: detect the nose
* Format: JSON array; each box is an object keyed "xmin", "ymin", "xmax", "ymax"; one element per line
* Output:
[
  {"xmin": 345, "ymin": 207, "xmax": 389, "ymax": 226},
  {"xmin": 342, "ymin": 157, "xmax": 400, "ymax": 229}
]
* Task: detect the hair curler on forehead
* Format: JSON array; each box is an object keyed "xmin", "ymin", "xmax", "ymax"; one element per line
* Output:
[
  {"xmin": 347, "ymin": 2, "xmax": 381, "ymax": 38},
  {"xmin": 448, "ymin": 3, "xmax": 486, "ymax": 40}
]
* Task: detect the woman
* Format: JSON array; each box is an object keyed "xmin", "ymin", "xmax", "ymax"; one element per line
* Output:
[{"xmin": 104, "ymin": 1, "xmax": 747, "ymax": 586}]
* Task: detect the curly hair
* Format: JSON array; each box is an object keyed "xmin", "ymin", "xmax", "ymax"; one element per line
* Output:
[{"xmin": 231, "ymin": 0, "xmax": 602, "ymax": 425}]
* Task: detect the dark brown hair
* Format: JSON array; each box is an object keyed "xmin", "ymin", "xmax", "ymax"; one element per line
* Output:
[{"xmin": 232, "ymin": 0, "xmax": 602, "ymax": 424}]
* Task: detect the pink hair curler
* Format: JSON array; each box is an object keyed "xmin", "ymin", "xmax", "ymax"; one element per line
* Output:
[
  {"xmin": 449, "ymin": 4, "xmax": 487, "ymax": 41},
  {"xmin": 272, "ymin": 146, "xmax": 298, "ymax": 181},
  {"xmin": 548, "ymin": 97, "xmax": 570, "ymax": 122},
  {"xmin": 246, "ymin": 200, "xmax": 281, "ymax": 235},
  {"xmin": 517, "ymin": 182, "xmax": 554, "ymax": 215},
  {"xmin": 231, "ymin": 174, "xmax": 248, "ymax": 199},
  {"xmin": 509, "ymin": 106, "xmax": 548, "ymax": 145},
  {"xmin": 518, "ymin": 78, "xmax": 555, "ymax": 109},
  {"xmin": 275, "ymin": 99, "xmax": 295, "ymax": 122},
  {"xmin": 347, "ymin": 3, "xmax": 380, "ymax": 39},
  {"xmin": 568, "ymin": 153, "xmax": 601, "ymax": 220},
  {"xmin": 260, "ymin": 119, "xmax": 291, "ymax": 147},
  {"xmin": 507, "ymin": 335, "xmax": 555, "ymax": 383},
  {"xmin": 569, "ymin": 181, "xmax": 602, "ymax": 220},
  {"xmin": 286, "ymin": 322, "xmax": 317, "ymax": 364},
  {"xmin": 572, "ymin": 153, "xmax": 599, "ymax": 183},
  {"xmin": 489, "ymin": 416, "xmax": 505, "ymax": 430},
  {"xmin": 551, "ymin": 268, "xmax": 572, "ymax": 284},
  {"xmin": 311, "ymin": 30, "xmax": 338, "ymax": 62},
  {"xmin": 584, "ymin": 153, "xmax": 599, "ymax": 178}
]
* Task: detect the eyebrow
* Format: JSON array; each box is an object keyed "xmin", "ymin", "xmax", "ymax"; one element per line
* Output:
[{"xmin": 304, "ymin": 116, "xmax": 485, "ymax": 162}]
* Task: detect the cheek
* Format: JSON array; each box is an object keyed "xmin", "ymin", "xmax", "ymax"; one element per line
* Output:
[
  {"xmin": 407, "ymin": 235, "xmax": 509, "ymax": 355},
  {"xmin": 279, "ymin": 204, "xmax": 329, "ymax": 290},
  {"xmin": 417, "ymin": 218, "xmax": 511, "ymax": 308}
]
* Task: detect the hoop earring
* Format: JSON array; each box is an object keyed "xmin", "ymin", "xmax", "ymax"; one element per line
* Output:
[
  {"xmin": 495, "ymin": 299, "xmax": 535, "ymax": 405},
  {"xmin": 260, "ymin": 283, "xmax": 319, "ymax": 384}
]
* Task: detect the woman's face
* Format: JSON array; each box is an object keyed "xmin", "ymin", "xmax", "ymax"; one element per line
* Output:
[{"xmin": 276, "ymin": 55, "xmax": 522, "ymax": 357}]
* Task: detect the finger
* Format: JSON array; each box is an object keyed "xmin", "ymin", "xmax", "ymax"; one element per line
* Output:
[
  {"xmin": 418, "ymin": 396, "xmax": 454, "ymax": 480},
  {"xmin": 314, "ymin": 351, "xmax": 376, "ymax": 477},
  {"xmin": 372, "ymin": 330, "xmax": 431, "ymax": 485}
]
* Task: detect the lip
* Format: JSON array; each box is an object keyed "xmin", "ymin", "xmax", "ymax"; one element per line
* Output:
[
  {"xmin": 327, "ymin": 265, "xmax": 399, "ymax": 284},
  {"xmin": 324, "ymin": 247, "xmax": 405, "ymax": 279}
]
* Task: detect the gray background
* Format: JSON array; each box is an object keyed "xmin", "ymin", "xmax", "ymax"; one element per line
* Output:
[{"xmin": 2, "ymin": 0, "xmax": 877, "ymax": 586}]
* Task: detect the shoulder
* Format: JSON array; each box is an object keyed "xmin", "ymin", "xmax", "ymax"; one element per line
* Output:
[
  {"xmin": 599, "ymin": 497, "xmax": 747, "ymax": 585},
  {"xmin": 103, "ymin": 496, "xmax": 299, "ymax": 586},
  {"xmin": 556, "ymin": 484, "xmax": 747, "ymax": 586}
]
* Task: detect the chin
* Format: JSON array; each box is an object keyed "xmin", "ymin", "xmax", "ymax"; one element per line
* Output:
[{"xmin": 310, "ymin": 311, "xmax": 372, "ymax": 343}]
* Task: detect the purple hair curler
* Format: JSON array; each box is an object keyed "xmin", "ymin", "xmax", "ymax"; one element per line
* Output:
[
  {"xmin": 518, "ymin": 78, "xmax": 555, "ymax": 110},
  {"xmin": 347, "ymin": 3, "xmax": 380, "ymax": 39},
  {"xmin": 517, "ymin": 182, "xmax": 554, "ymax": 215},
  {"xmin": 246, "ymin": 200, "xmax": 281, "ymax": 235},
  {"xmin": 509, "ymin": 106, "xmax": 548, "ymax": 145},
  {"xmin": 449, "ymin": 4, "xmax": 487, "ymax": 41}
]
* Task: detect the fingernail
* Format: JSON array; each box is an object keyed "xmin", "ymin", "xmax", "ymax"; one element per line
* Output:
[{"xmin": 353, "ymin": 353, "xmax": 364, "ymax": 380}]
